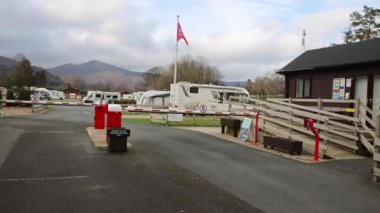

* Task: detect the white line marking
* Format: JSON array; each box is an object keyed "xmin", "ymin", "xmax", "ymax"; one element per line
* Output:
[{"xmin": 0, "ymin": 175, "xmax": 89, "ymax": 182}]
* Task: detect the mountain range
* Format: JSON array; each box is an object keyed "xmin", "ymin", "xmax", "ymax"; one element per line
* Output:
[
  {"xmin": 48, "ymin": 60, "xmax": 143, "ymax": 88},
  {"xmin": 0, "ymin": 55, "xmax": 63, "ymax": 86}
]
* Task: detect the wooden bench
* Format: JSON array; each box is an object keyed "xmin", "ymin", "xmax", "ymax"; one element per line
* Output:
[
  {"xmin": 263, "ymin": 136, "xmax": 303, "ymax": 155},
  {"xmin": 220, "ymin": 117, "xmax": 242, "ymax": 137}
]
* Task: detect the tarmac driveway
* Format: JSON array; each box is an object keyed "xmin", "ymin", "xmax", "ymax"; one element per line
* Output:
[
  {"xmin": 1, "ymin": 106, "xmax": 380, "ymax": 212},
  {"xmin": 0, "ymin": 106, "xmax": 258, "ymax": 213},
  {"xmin": 126, "ymin": 122, "xmax": 380, "ymax": 213}
]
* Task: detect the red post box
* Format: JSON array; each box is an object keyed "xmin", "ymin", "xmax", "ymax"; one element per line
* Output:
[
  {"xmin": 94, "ymin": 103, "xmax": 108, "ymax": 129},
  {"xmin": 107, "ymin": 104, "xmax": 122, "ymax": 129}
]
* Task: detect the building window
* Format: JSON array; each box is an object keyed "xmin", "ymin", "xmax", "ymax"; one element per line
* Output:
[{"xmin": 296, "ymin": 78, "xmax": 311, "ymax": 98}]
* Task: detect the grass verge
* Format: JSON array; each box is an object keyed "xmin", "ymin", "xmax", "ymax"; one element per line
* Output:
[{"xmin": 123, "ymin": 116, "xmax": 221, "ymax": 127}]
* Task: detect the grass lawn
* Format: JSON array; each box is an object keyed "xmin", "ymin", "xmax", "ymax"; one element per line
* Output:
[
  {"xmin": 123, "ymin": 118, "xmax": 153, "ymax": 125},
  {"xmin": 122, "ymin": 112, "xmax": 151, "ymax": 116},
  {"xmin": 123, "ymin": 115, "xmax": 221, "ymax": 127}
]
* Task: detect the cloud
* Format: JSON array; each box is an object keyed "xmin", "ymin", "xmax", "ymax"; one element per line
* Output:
[
  {"xmin": 0, "ymin": 0, "xmax": 160, "ymax": 67},
  {"xmin": 0, "ymin": 0, "xmax": 379, "ymax": 81}
]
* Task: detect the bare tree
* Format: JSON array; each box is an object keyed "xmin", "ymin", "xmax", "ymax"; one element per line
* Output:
[
  {"xmin": 72, "ymin": 77, "xmax": 87, "ymax": 91},
  {"xmin": 93, "ymin": 81, "xmax": 105, "ymax": 91},
  {"xmin": 246, "ymin": 71, "xmax": 284, "ymax": 97},
  {"xmin": 147, "ymin": 55, "xmax": 224, "ymax": 90},
  {"xmin": 142, "ymin": 66, "xmax": 164, "ymax": 90},
  {"xmin": 104, "ymin": 80, "xmax": 114, "ymax": 91}
]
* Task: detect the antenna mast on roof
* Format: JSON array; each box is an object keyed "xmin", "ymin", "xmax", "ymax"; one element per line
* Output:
[{"xmin": 302, "ymin": 29, "xmax": 306, "ymax": 51}]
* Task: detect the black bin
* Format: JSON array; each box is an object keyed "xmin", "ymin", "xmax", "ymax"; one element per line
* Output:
[{"xmin": 107, "ymin": 128, "xmax": 130, "ymax": 152}]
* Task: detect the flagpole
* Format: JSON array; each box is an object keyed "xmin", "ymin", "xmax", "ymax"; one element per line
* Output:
[{"xmin": 174, "ymin": 15, "xmax": 179, "ymax": 85}]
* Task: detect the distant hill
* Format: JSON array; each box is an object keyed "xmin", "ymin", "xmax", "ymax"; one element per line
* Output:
[
  {"xmin": 48, "ymin": 60, "xmax": 143, "ymax": 88},
  {"xmin": 0, "ymin": 56, "xmax": 17, "ymax": 68},
  {"xmin": 0, "ymin": 55, "xmax": 64, "ymax": 87}
]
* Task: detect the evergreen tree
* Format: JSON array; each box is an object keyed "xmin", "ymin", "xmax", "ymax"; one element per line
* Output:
[
  {"xmin": 11, "ymin": 59, "xmax": 35, "ymax": 100},
  {"xmin": 343, "ymin": 5, "xmax": 380, "ymax": 43}
]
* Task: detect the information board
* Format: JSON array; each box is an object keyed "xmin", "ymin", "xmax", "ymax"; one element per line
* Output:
[{"xmin": 238, "ymin": 118, "xmax": 252, "ymax": 142}]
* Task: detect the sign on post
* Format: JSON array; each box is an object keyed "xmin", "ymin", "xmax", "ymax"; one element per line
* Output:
[
  {"xmin": 30, "ymin": 94, "xmax": 40, "ymax": 103},
  {"xmin": 168, "ymin": 113, "xmax": 183, "ymax": 122},
  {"xmin": 238, "ymin": 118, "xmax": 252, "ymax": 142}
]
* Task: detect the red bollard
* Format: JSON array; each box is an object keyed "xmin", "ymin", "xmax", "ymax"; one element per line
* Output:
[
  {"xmin": 106, "ymin": 104, "xmax": 123, "ymax": 144},
  {"xmin": 254, "ymin": 111, "xmax": 261, "ymax": 145},
  {"xmin": 94, "ymin": 103, "xmax": 108, "ymax": 129},
  {"xmin": 304, "ymin": 118, "xmax": 320, "ymax": 162}
]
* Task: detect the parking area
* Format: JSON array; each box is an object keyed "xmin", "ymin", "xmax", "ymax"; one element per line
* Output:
[{"xmin": 1, "ymin": 106, "xmax": 380, "ymax": 212}]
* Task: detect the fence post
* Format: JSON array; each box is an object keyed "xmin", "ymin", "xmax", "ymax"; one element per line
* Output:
[
  {"xmin": 354, "ymin": 99, "xmax": 361, "ymax": 154},
  {"xmin": 376, "ymin": 115, "xmax": 380, "ymax": 139},
  {"xmin": 317, "ymin": 98, "xmax": 328, "ymax": 155},
  {"xmin": 0, "ymin": 88, "xmax": 6, "ymax": 117},
  {"xmin": 193, "ymin": 114, "xmax": 196, "ymax": 126},
  {"xmin": 354, "ymin": 99, "xmax": 360, "ymax": 120},
  {"xmin": 373, "ymin": 115, "xmax": 380, "ymax": 183},
  {"xmin": 1, "ymin": 87, "xmax": 6, "ymax": 107},
  {"xmin": 288, "ymin": 97, "xmax": 293, "ymax": 139}
]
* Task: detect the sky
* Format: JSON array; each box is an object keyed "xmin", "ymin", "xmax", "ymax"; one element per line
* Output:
[{"xmin": 0, "ymin": 0, "xmax": 379, "ymax": 81}]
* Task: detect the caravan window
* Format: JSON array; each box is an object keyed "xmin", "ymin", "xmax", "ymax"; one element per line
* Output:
[
  {"xmin": 211, "ymin": 91, "xmax": 219, "ymax": 100},
  {"xmin": 112, "ymin": 95, "xmax": 118, "ymax": 99},
  {"xmin": 190, "ymin": 87, "xmax": 199, "ymax": 93},
  {"xmin": 106, "ymin": 95, "xmax": 111, "ymax": 99},
  {"xmin": 95, "ymin": 94, "xmax": 101, "ymax": 98}
]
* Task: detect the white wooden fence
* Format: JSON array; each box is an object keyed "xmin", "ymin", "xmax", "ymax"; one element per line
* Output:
[{"xmin": 229, "ymin": 97, "xmax": 379, "ymax": 158}]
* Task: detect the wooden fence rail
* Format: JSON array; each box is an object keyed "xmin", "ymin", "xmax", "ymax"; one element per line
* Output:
[{"xmin": 229, "ymin": 96, "xmax": 379, "ymax": 157}]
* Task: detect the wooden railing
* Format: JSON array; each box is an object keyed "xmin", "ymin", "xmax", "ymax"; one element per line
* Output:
[{"xmin": 228, "ymin": 97, "xmax": 380, "ymax": 157}]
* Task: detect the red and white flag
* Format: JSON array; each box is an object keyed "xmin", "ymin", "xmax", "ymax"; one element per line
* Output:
[{"xmin": 177, "ymin": 22, "xmax": 188, "ymax": 45}]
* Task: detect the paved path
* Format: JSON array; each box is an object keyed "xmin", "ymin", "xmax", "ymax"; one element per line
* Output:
[{"xmin": 0, "ymin": 106, "xmax": 257, "ymax": 213}]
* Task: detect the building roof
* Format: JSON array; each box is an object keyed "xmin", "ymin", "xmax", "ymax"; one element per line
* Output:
[
  {"xmin": 279, "ymin": 38, "xmax": 380, "ymax": 73},
  {"xmin": 63, "ymin": 87, "xmax": 79, "ymax": 93}
]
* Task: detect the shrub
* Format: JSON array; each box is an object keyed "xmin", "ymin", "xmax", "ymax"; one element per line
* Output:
[{"xmin": 114, "ymin": 99, "xmax": 136, "ymax": 105}]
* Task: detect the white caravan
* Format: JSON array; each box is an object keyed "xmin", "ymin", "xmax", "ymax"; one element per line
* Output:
[
  {"xmin": 121, "ymin": 94, "xmax": 133, "ymax": 100},
  {"xmin": 170, "ymin": 82, "xmax": 249, "ymax": 112},
  {"xmin": 82, "ymin": 91, "xmax": 121, "ymax": 103},
  {"xmin": 132, "ymin": 91, "xmax": 145, "ymax": 102},
  {"xmin": 137, "ymin": 90, "xmax": 170, "ymax": 107},
  {"xmin": 47, "ymin": 90, "xmax": 64, "ymax": 100},
  {"xmin": 31, "ymin": 87, "xmax": 64, "ymax": 100}
]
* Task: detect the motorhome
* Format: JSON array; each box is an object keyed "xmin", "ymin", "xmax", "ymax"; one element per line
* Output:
[
  {"xmin": 31, "ymin": 87, "xmax": 65, "ymax": 100},
  {"xmin": 121, "ymin": 94, "xmax": 133, "ymax": 100},
  {"xmin": 137, "ymin": 90, "xmax": 170, "ymax": 107},
  {"xmin": 82, "ymin": 91, "xmax": 121, "ymax": 103},
  {"xmin": 170, "ymin": 82, "xmax": 249, "ymax": 112},
  {"xmin": 132, "ymin": 91, "xmax": 145, "ymax": 102}
]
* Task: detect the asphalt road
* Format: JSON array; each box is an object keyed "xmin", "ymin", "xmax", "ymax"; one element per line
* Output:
[
  {"xmin": 0, "ymin": 106, "xmax": 258, "ymax": 213},
  {"xmin": 1, "ymin": 106, "xmax": 380, "ymax": 213},
  {"xmin": 129, "ymin": 122, "xmax": 380, "ymax": 213}
]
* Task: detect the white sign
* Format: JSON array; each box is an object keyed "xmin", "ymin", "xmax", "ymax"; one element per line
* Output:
[
  {"xmin": 346, "ymin": 78, "xmax": 352, "ymax": 87},
  {"xmin": 238, "ymin": 118, "xmax": 252, "ymax": 142},
  {"xmin": 339, "ymin": 78, "xmax": 345, "ymax": 88},
  {"xmin": 30, "ymin": 95, "xmax": 40, "ymax": 103},
  {"xmin": 333, "ymin": 79, "xmax": 340, "ymax": 90},
  {"xmin": 199, "ymin": 104, "xmax": 208, "ymax": 113},
  {"xmin": 168, "ymin": 113, "xmax": 183, "ymax": 122}
]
